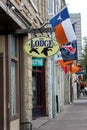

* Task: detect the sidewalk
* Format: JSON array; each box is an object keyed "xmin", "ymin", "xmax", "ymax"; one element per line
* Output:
[
  {"xmin": 32, "ymin": 96, "xmax": 87, "ymax": 130},
  {"xmin": 32, "ymin": 105, "xmax": 71, "ymax": 130}
]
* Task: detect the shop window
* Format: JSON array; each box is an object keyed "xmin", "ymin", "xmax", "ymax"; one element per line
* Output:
[
  {"xmin": 48, "ymin": 0, "xmax": 54, "ymax": 14},
  {"xmin": 11, "ymin": 61, "xmax": 17, "ymax": 115},
  {"xmin": 9, "ymin": 34, "xmax": 19, "ymax": 118},
  {"xmin": 10, "ymin": 35, "xmax": 16, "ymax": 56}
]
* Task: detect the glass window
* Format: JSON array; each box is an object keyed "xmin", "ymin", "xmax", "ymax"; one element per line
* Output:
[
  {"xmin": 9, "ymin": 34, "xmax": 19, "ymax": 118},
  {"xmin": 55, "ymin": 0, "xmax": 59, "ymax": 14},
  {"xmin": 10, "ymin": 35, "xmax": 16, "ymax": 56},
  {"xmin": 32, "ymin": 0, "xmax": 37, "ymax": 4},
  {"xmin": 48, "ymin": 0, "xmax": 54, "ymax": 14},
  {"xmin": 11, "ymin": 61, "xmax": 17, "ymax": 115}
]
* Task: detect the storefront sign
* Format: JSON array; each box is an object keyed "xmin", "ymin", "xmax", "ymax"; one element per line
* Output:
[
  {"xmin": 24, "ymin": 36, "xmax": 59, "ymax": 58},
  {"xmin": 32, "ymin": 58, "xmax": 44, "ymax": 66}
]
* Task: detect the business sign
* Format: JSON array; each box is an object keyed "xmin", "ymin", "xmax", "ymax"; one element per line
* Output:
[
  {"xmin": 24, "ymin": 36, "xmax": 59, "ymax": 58},
  {"xmin": 32, "ymin": 58, "xmax": 44, "ymax": 66}
]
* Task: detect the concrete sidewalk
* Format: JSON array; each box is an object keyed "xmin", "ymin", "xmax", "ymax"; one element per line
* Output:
[
  {"xmin": 32, "ymin": 96, "xmax": 87, "ymax": 130},
  {"xmin": 32, "ymin": 103, "xmax": 73, "ymax": 129}
]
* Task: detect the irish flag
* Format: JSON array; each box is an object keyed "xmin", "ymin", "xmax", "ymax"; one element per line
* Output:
[{"xmin": 50, "ymin": 6, "xmax": 76, "ymax": 46}]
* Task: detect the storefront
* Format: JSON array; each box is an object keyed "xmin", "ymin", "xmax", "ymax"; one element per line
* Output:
[
  {"xmin": 0, "ymin": 1, "xmax": 47, "ymax": 129},
  {"xmin": 32, "ymin": 58, "xmax": 46, "ymax": 118},
  {"xmin": 0, "ymin": 1, "xmax": 30, "ymax": 130}
]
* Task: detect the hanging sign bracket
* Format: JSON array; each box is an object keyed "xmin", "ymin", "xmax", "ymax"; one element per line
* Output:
[{"xmin": 15, "ymin": 27, "xmax": 54, "ymax": 34}]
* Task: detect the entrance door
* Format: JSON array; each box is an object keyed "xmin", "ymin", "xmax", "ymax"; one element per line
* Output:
[
  {"xmin": 0, "ymin": 53, "xmax": 4, "ymax": 130},
  {"xmin": 32, "ymin": 67, "xmax": 46, "ymax": 118}
]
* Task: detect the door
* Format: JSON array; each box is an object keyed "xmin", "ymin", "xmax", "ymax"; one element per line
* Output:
[
  {"xmin": 0, "ymin": 53, "xmax": 4, "ymax": 130},
  {"xmin": 32, "ymin": 67, "xmax": 46, "ymax": 118}
]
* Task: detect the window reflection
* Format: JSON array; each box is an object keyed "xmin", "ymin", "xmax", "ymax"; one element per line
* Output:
[
  {"xmin": 10, "ymin": 35, "xmax": 16, "ymax": 56},
  {"xmin": 11, "ymin": 61, "xmax": 17, "ymax": 115}
]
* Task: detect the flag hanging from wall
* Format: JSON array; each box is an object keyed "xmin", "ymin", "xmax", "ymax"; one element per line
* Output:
[
  {"xmin": 55, "ymin": 51, "xmax": 74, "ymax": 74},
  {"xmin": 69, "ymin": 61, "xmax": 83, "ymax": 75},
  {"xmin": 50, "ymin": 6, "xmax": 76, "ymax": 46},
  {"xmin": 60, "ymin": 40, "xmax": 77, "ymax": 61}
]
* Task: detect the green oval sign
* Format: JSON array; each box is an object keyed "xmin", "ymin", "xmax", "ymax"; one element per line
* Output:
[{"xmin": 24, "ymin": 36, "xmax": 59, "ymax": 58}]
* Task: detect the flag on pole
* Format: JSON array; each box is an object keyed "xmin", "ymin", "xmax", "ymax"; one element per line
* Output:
[
  {"xmin": 60, "ymin": 40, "xmax": 77, "ymax": 61},
  {"xmin": 58, "ymin": 59, "xmax": 74, "ymax": 68},
  {"xmin": 69, "ymin": 61, "xmax": 83, "ymax": 75},
  {"xmin": 62, "ymin": 66, "xmax": 69, "ymax": 74},
  {"xmin": 55, "ymin": 51, "xmax": 74, "ymax": 74},
  {"xmin": 50, "ymin": 6, "xmax": 76, "ymax": 46}
]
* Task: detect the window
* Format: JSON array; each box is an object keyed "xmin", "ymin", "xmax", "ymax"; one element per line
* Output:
[
  {"xmin": 11, "ymin": 61, "xmax": 16, "ymax": 115},
  {"xmin": 48, "ymin": 0, "xmax": 54, "ymax": 14},
  {"xmin": 9, "ymin": 34, "xmax": 19, "ymax": 117},
  {"xmin": 32, "ymin": 0, "xmax": 37, "ymax": 5},
  {"xmin": 10, "ymin": 35, "xmax": 16, "ymax": 56},
  {"xmin": 55, "ymin": 0, "xmax": 59, "ymax": 14}
]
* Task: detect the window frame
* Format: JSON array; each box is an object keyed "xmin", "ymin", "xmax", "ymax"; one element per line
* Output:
[
  {"xmin": 48, "ymin": 0, "xmax": 54, "ymax": 15},
  {"xmin": 9, "ymin": 34, "xmax": 19, "ymax": 121}
]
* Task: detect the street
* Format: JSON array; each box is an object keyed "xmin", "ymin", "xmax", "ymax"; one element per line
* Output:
[{"xmin": 33, "ymin": 97, "xmax": 87, "ymax": 130}]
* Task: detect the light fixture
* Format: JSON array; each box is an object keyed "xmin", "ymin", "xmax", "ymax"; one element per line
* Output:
[
  {"xmin": 11, "ymin": 6, "xmax": 15, "ymax": 10},
  {"xmin": 6, "ymin": 1, "xmax": 15, "ymax": 10}
]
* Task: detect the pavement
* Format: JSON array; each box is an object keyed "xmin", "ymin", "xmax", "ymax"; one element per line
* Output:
[{"xmin": 32, "ymin": 96, "xmax": 87, "ymax": 130}]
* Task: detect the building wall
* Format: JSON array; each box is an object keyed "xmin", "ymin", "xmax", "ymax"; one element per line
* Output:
[
  {"xmin": 45, "ymin": 59, "xmax": 53, "ymax": 118},
  {"xmin": 22, "ymin": 34, "xmax": 32, "ymax": 121},
  {"xmin": 9, "ymin": 0, "xmax": 41, "ymax": 27},
  {"xmin": 70, "ymin": 13, "xmax": 82, "ymax": 61},
  {"xmin": 0, "ymin": 0, "xmax": 44, "ymax": 130},
  {"xmin": 64, "ymin": 73, "xmax": 69, "ymax": 104},
  {"xmin": 23, "ymin": 53, "xmax": 32, "ymax": 120},
  {"xmin": 9, "ymin": 0, "xmax": 43, "ymax": 122},
  {"xmin": 70, "ymin": 13, "xmax": 82, "ymax": 101},
  {"xmin": 35, "ymin": 0, "xmax": 48, "ymax": 22},
  {"xmin": 72, "ymin": 74, "xmax": 77, "ymax": 100}
]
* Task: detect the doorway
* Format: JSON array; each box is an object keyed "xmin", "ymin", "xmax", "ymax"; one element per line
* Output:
[{"xmin": 32, "ymin": 67, "xmax": 46, "ymax": 118}]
